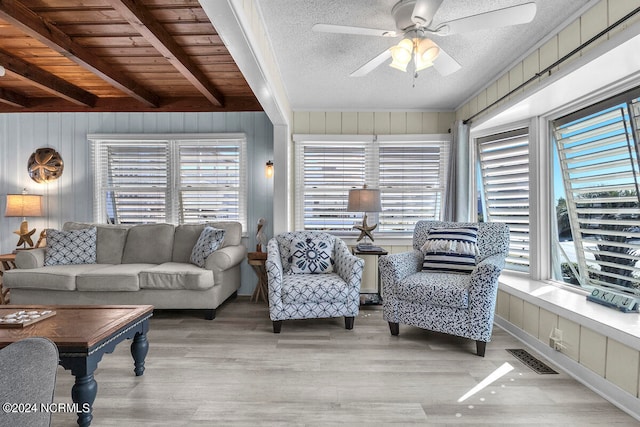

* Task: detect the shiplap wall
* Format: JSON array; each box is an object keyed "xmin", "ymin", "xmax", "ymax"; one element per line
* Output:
[
  {"xmin": 0, "ymin": 112, "xmax": 274, "ymax": 295},
  {"xmin": 456, "ymin": 0, "xmax": 640, "ymax": 123}
]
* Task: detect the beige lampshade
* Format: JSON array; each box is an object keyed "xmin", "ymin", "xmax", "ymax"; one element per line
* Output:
[
  {"xmin": 5, "ymin": 194, "xmax": 44, "ymax": 217},
  {"xmin": 347, "ymin": 187, "xmax": 381, "ymax": 212}
]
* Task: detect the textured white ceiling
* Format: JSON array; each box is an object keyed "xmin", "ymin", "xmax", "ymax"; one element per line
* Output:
[{"xmin": 255, "ymin": 0, "xmax": 592, "ymax": 111}]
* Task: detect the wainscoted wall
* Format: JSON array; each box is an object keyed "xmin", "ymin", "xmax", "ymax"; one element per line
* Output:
[
  {"xmin": 456, "ymin": 0, "xmax": 640, "ymax": 124},
  {"xmin": 293, "ymin": 111, "xmax": 455, "ymax": 135},
  {"xmin": 0, "ymin": 111, "xmax": 274, "ymax": 296}
]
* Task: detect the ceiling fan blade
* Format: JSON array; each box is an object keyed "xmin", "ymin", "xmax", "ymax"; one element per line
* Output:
[
  {"xmin": 433, "ymin": 2, "xmax": 537, "ymax": 36},
  {"xmin": 312, "ymin": 23, "xmax": 397, "ymax": 38},
  {"xmin": 412, "ymin": 0, "xmax": 443, "ymax": 26},
  {"xmin": 432, "ymin": 44, "xmax": 461, "ymax": 76},
  {"xmin": 350, "ymin": 49, "xmax": 392, "ymax": 77}
]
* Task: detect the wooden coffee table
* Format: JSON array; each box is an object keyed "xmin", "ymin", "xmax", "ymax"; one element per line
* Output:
[{"xmin": 0, "ymin": 305, "xmax": 153, "ymax": 427}]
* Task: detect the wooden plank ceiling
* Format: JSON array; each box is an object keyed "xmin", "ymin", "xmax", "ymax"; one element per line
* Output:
[{"xmin": 0, "ymin": 0, "xmax": 262, "ymax": 112}]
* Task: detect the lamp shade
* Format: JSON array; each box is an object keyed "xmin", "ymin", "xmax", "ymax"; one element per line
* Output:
[
  {"xmin": 5, "ymin": 194, "xmax": 43, "ymax": 217},
  {"xmin": 347, "ymin": 187, "xmax": 381, "ymax": 212}
]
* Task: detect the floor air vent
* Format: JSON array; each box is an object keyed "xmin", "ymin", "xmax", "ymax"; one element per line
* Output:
[{"xmin": 506, "ymin": 349, "xmax": 558, "ymax": 374}]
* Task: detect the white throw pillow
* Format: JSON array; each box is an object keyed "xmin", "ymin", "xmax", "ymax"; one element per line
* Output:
[
  {"xmin": 190, "ymin": 226, "xmax": 225, "ymax": 267},
  {"xmin": 44, "ymin": 227, "xmax": 97, "ymax": 266}
]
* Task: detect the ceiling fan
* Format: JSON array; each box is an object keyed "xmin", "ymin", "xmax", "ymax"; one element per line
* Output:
[{"xmin": 312, "ymin": 0, "xmax": 537, "ymax": 77}]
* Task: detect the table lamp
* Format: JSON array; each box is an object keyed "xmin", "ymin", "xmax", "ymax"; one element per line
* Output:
[
  {"xmin": 347, "ymin": 185, "xmax": 381, "ymax": 249},
  {"xmin": 5, "ymin": 191, "xmax": 44, "ymax": 248}
]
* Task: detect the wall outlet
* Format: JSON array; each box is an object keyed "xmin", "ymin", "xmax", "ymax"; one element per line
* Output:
[{"xmin": 549, "ymin": 328, "xmax": 566, "ymax": 351}]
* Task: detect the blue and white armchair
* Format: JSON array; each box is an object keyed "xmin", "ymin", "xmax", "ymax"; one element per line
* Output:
[
  {"xmin": 266, "ymin": 231, "xmax": 365, "ymax": 333},
  {"xmin": 379, "ymin": 221, "xmax": 509, "ymax": 356}
]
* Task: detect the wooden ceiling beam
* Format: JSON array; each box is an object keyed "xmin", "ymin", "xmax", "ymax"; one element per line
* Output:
[
  {"xmin": 0, "ymin": 0, "xmax": 160, "ymax": 107},
  {"xmin": 0, "ymin": 87, "xmax": 29, "ymax": 107},
  {"xmin": 107, "ymin": 0, "xmax": 225, "ymax": 107},
  {"xmin": 0, "ymin": 48, "xmax": 97, "ymax": 107}
]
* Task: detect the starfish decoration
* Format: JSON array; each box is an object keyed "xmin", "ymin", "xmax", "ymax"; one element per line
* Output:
[
  {"xmin": 354, "ymin": 213, "xmax": 377, "ymax": 242},
  {"xmin": 14, "ymin": 221, "xmax": 36, "ymax": 247}
]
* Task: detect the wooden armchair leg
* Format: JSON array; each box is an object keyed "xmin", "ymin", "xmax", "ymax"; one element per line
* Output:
[
  {"xmin": 388, "ymin": 322, "xmax": 399, "ymax": 336},
  {"xmin": 476, "ymin": 340, "xmax": 487, "ymax": 357},
  {"xmin": 272, "ymin": 320, "xmax": 282, "ymax": 333},
  {"xmin": 344, "ymin": 316, "xmax": 354, "ymax": 330}
]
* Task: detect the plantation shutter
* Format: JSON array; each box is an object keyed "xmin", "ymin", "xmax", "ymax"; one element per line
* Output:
[
  {"xmin": 294, "ymin": 140, "xmax": 370, "ymax": 231},
  {"xmin": 177, "ymin": 139, "xmax": 246, "ymax": 225},
  {"xmin": 378, "ymin": 140, "xmax": 448, "ymax": 233},
  {"xmin": 553, "ymin": 101, "xmax": 640, "ymax": 293},
  {"xmin": 477, "ymin": 128, "xmax": 530, "ymax": 270},
  {"xmin": 94, "ymin": 141, "xmax": 169, "ymax": 224}
]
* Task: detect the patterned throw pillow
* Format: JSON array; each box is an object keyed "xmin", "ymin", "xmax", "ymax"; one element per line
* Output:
[
  {"xmin": 289, "ymin": 237, "xmax": 334, "ymax": 274},
  {"xmin": 420, "ymin": 226, "xmax": 479, "ymax": 274},
  {"xmin": 190, "ymin": 226, "xmax": 225, "ymax": 268},
  {"xmin": 44, "ymin": 227, "xmax": 97, "ymax": 266}
]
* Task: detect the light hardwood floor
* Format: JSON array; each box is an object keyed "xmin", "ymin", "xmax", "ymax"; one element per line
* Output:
[{"xmin": 51, "ymin": 298, "xmax": 638, "ymax": 426}]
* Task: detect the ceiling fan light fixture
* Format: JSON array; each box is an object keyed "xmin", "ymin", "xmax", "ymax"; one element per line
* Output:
[
  {"xmin": 415, "ymin": 38, "xmax": 440, "ymax": 71},
  {"xmin": 389, "ymin": 38, "xmax": 413, "ymax": 72}
]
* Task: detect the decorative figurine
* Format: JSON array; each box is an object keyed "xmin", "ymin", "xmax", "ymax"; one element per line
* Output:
[{"xmin": 256, "ymin": 218, "xmax": 267, "ymax": 252}]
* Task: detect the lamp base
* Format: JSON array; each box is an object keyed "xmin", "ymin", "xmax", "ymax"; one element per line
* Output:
[
  {"xmin": 13, "ymin": 220, "xmax": 36, "ymax": 248},
  {"xmin": 354, "ymin": 213, "xmax": 377, "ymax": 243}
]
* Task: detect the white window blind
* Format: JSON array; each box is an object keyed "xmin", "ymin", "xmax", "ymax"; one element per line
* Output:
[
  {"xmin": 553, "ymin": 99, "xmax": 640, "ymax": 295},
  {"xmin": 477, "ymin": 128, "xmax": 530, "ymax": 271},
  {"xmin": 91, "ymin": 134, "xmax": 247, "ymax": 229},
  {"xmin": 294, "ymin": 135, "xmax": 450, "ymax": 235},
  {"xmin": 378, "ymin": 141, "xmax": 448, "ymax": 232}
]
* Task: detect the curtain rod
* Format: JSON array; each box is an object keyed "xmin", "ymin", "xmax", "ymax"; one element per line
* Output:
[{"xmin": 463, "ymin": 6, "xmax": 640, "ymax": 125}]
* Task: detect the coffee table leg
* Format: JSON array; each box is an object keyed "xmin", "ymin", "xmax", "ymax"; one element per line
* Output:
[
  {"xmin": 131, "ymin": 331, "xmax": 149, "ymax": 376},
  {"xmin": 71, "ymin": 373, "xmax": 97, "ymax": 427}
]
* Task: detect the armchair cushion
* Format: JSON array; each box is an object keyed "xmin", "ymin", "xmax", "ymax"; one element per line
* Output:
[
  {"xmin": 420, "ymin": 226, "xmax": 478, "ymax": 273},
  {"xmin": 282, "ymin": 273, "xmax": 348, "ymax": 304},
  {"xmin": 288, "ymin": 237, "xmax": 334, "ymax": 274},
  {"xmin": 395, "ymin": 271, "xmax": 471, "ymax": 309}
]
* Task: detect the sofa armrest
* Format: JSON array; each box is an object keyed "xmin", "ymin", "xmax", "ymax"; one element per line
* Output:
[
  {"xmin": 15, "ymin": 248, "xmax": 46, "ymax": 269},
  {"xmin": 204, "ymin": 245, "xmax": 247, "ymax": 272},
  {"xmin": 379, "ymin": 250, "xmax": 423, "ymax": 296}
]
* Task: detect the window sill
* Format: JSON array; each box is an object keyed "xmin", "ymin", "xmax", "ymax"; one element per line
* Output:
[{"xmin": 499, "ymin": 272, "xmax": 640, "ymax": 351}]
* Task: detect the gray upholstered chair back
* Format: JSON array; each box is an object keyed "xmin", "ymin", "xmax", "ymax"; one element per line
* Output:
[
  {"xmin": 274, "ymin": 231, "xmax": 339, "ymax": 273},
  {"xmin": 412, "ymin": 221, "xmax": 510, "ymax": 262}
]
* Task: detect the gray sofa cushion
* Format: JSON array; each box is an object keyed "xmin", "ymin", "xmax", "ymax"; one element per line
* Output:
[
  {"xmin": 64, "ymin": 222, "xmax": 130, "ymax": 264},
  {"xmin": 76, "ymin": 264, "xmax": 154, "ymax": 291},
  {"xmin": 140, "ymin": 262, "xmax": 214, "ymax": 290},
  {"xmin": 207, "ymin": 221, "xmax": 242, "ymax": 247},
  {"xmin": 4, "ymin": 264, "xmax": 107, "ymax": 291},
  {"xmin": 172, "ymin": 224, "xmax": 205, "ymax": 263},
  {"xmin": 122, "ymin": 223, "xmax": 174, "ymax": 264}
]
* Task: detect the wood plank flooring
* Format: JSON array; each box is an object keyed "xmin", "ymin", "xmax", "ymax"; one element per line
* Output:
[{"xmin": 51, "ymin": 298, "xmax": 639, "ymax": 426}]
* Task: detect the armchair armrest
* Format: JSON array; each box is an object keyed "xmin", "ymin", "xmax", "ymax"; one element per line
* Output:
[
  {"xmin": 379, "ymin": 250, "xmax": 423, "ymax": 295},
  {"xmin": 15, "ymin": 248, "xmax": 45, "ymax": 269},
  {"xmin": 266, "ymin": 238, "xmax": 284, "ymax": 316},
  {"xmin": 204, "ymin": 245, "xmax": 247, "ymax": 272},
  {"xmin": 333, "ymin": 239, "xmax": 364, "ymax": 289},
  {"xmin": 468, "ymin": 253, "xmax": 506, "ymax": 310}
]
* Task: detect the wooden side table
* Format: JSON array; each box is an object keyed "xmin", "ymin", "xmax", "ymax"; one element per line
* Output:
[
  {"xmin": 247, "ymin": 251, "xmax": 268, "ymax": 303},
  {"xmin": 0, "ymin": 253, "xmax": 16, "ymax": 304}
]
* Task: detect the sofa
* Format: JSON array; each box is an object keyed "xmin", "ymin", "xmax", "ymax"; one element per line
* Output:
[{"xmin": 3, "ymin": 221, "xmax": 246, "ymax": 319}]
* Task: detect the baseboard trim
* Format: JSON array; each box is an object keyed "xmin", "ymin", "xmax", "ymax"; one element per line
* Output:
[{"xmin": 495, "ymin": 316, "xmax": 640, "ymax": 422}]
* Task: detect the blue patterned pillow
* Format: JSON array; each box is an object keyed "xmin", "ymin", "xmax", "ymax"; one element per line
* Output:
[
  {"xmin": 190, "ymin": 226, "xmax": 225, "ymax": 268},
  {"xmin": 420, "ymin": 226, "xmax": 478, "ymax": 274},
  {"xmin": 289, "ymin": 237, "xmax": 334, "ymax": 274},
  {"xmin": 44, "ymin": 227, "xmax": 97, "ymax": 266}
]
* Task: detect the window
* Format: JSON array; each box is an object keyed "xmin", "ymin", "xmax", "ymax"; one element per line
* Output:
[
  {"xmin": 477, "ymin": 128, "xmax": 530, "ymax": 271},
  {"xmin": 91, "ymin": 134, "xmax": 247, "ymax": 230},
  {"xmin": 551, "ymin": 90, "xmax": 640, "ymax": 296},
  {"xmin": 294, "ymin": 135, "xmax": 450, "ymax": 235}
]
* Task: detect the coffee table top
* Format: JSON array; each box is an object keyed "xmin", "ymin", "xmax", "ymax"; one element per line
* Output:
[{"xmin": 0, "ymin": 305, "xmax": 153, "ymax": 352}]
